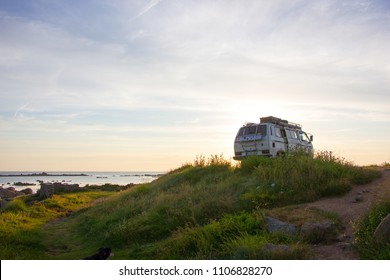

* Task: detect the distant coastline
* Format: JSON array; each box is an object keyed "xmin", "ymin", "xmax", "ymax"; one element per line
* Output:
[
  {"xmin": 120, "ymin": 173, "xmax": 162, "ymax": 177},
  {"xmin": 0, "ymin": 172, "xmax": 88, "ymax": 177},
  {"xmin": 0, "ymin": 172, "xmax": 163, "ymax": 193}
]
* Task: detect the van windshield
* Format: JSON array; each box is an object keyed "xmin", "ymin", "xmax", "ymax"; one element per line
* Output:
[{"xmin": 300, "ymin": 132, "xmax": 311, "ymax": 142}]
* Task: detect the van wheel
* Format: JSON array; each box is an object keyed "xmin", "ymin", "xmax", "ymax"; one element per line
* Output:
[{"xmin": 276, "ymin": 151, "xmax": 285, "ymax": 158}]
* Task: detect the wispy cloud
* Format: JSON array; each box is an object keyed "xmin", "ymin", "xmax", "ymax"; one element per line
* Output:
[
  {"xmin": 136, "ymin": 0, "xmax": 163, "ymax": 18},
  {"xmin": 13, "ymin": 103, "xmax": 29, "ymax": 118}
]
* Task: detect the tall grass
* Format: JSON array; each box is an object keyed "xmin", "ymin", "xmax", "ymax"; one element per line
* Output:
[
  {"xmin": 157, "ymin": 212, "xmax": 263, "ymax": 259},
  {"xmin": 125, "ymin": 211, "xmax": 310, "ymax": 260},
  {"xmin": 239, "ymin": 151, "xmax": 381, "ymax": 207},
  {"xmin": 1, "ymin": 152, "xmax": 383, "ymax": 259},
  {"xmin": 58, "ymin": 152, "xmax": 381, "ymax": 259},
  {"xmin": 0, "ymin": 192, "xmax": 111, "ymax": 259}
]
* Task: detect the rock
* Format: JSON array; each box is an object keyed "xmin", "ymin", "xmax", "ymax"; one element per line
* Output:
[
  {"xmin": 262, "ymin": 243, "xmax": 290, "ymax": 253},
  {"xmin": 264, "ymin": 216, "xmax": 297, "ymax": 235},
  {"xmin": 352, "ymin": 193, "xmax": 364, "ymax": 203},
  {"xmin": 335, "ymin": 233, "xmax": 351, "ymax": 242},
  {"xmin": 336, "ymin": 242, "xmax": 353, "ymax": 251},
  {"xmin": 0, "ymin": 187, "xmax": 21, "ymax": 199},
  {"xmin": 13, "ymin": 182, "xmax": 35, "ymax": 187},
  {"xmin": 39, "ymin": 182, "xmax": 80, "ymax": 198},
  {"xmin": 20, "ymin": 188, "xmax": 33, "ymax": 195},
  {"xmin": 355, "ymin": 194, "xmax": 363, "ymax": 202},
  {"xmin": 300, "ymin": 221, "xmax": 336, "ymax": 243},
  {"xmin": 373, "ymin": 213, "xmax": 390, "ymax": 244},
  {"xmin": 0, "ymin": 186, "xmax": 33, "ymax": 199}
]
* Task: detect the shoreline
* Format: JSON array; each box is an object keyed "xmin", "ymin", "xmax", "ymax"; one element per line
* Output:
[
  {"xmin": 0, "ymin": 172, "xmax": 163, "ymax": 197},
  {"xmin": 0, "ymin": 172, "xmax": 163, "ymax": 195}
]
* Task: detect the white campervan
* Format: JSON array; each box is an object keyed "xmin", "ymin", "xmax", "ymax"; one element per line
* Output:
[{"xmin": 233, "ymin": 116, "xmax": 313, "ymax": 160}]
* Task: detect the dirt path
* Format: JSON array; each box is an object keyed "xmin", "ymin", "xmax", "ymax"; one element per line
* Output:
[{"xmin": 305, "ymin": 169, "xmax": 390, "ymax": 259}]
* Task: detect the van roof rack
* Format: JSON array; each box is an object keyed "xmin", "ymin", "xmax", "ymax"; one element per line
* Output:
[{"xmin": 260, "ymin": 116, "xmax": 302, "ymax": 129}]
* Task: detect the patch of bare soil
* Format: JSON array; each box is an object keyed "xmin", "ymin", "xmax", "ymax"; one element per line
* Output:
[{"xmin": 305, "ymin": 169, "xmax": 390, "ymax": 259}]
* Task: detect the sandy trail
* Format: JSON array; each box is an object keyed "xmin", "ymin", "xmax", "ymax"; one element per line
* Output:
[{"xmin": 305, "ymin": 169, "xmax": 390, "ymax": 259}]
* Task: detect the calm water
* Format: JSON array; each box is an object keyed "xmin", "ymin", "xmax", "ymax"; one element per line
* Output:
[{"xmin": 0, "ymin": 171, "xmax": 164, "ymax": 193}]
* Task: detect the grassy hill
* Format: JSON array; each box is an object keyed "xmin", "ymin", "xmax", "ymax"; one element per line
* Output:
[{"xmin": 0, "ymin": 152, "xmax": 384, "ymax": 259}]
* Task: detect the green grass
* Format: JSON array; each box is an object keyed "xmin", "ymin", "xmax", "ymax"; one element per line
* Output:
[
  {"xmin": 0, "ymin": 191, "xmax": 113, "ymax": 259},
  {"xmin": 39, "ymin": 152, "xmax": 381, "ymax": 259},
  {"xmin": 354, "ymin": 200, "xmax": 390, "ymax": 259},
  {"xmin": 150, "ymin": 211, "xmax": 312, "ymax": 260},
  {"xmin": 0, "ymin": 152, "xmax": 383, "ymax": 259},
  {"xmin": 239, "ymin": 151, "xmax": 381, "ymax": 207}
]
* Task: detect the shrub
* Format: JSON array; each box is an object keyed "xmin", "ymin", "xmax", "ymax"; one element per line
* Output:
[
  {"xmin": 194, "ymin": 154, "xmax": 231, "ymax": 167},
  {"xmin": 238, "ymin": 156, "xmax": 267, "ymax": 174},
  {"xmin": 3, "ymin": 199, "xmax": 28, "ymax": 213}
]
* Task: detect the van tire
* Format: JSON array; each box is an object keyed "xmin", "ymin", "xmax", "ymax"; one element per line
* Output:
[{"xmin": 276, "ymin": 151, "xmax": 285, "ymax": 158}]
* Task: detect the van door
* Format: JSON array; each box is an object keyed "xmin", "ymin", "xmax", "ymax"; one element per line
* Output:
[
  {"xmin": 285, "ymin": 129, "xmax": 301, "ymax": 151},
  {"xmin": 273, "ymin": 127, "xmax": 288, "ymax": 156}
]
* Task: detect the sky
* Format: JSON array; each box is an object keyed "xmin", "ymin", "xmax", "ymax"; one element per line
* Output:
[{"xmin": 0, "ymin": 0, "xmax": 389, "ymax": 171}]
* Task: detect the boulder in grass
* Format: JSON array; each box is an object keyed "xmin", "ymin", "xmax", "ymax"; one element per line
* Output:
[
  {"xmin": 0, "ymin": 187, "xmax": 22, "ymax": 199},
  {"xmin": 264, "ymin": 216, "xmax": 297, "ymax": 235},
  {"xmin": 373, "ymin": 213, "xmax": 390, "ymax": 244}
]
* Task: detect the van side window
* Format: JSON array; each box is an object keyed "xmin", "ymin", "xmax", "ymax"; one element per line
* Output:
[
  {"xmin": 290, "ymin": 131, "xmax": 298, "ymax": 139},
  {"xmin": 275, "ymin": 127, "xmax": 282, "ymax": 138},
  {"xmin": 257, "ymin": 125, "xmax": 267, "ymax": 136}
]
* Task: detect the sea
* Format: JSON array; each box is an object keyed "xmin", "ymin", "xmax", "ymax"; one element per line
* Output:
[{"xmin": 0, "ymin": 171, "xmax": 164, "ymax": 193}]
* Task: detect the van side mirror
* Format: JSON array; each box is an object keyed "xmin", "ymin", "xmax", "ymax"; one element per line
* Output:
[{"xmin": 310, "ymin": 135, "xmax": 313, "ymax": 142}]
